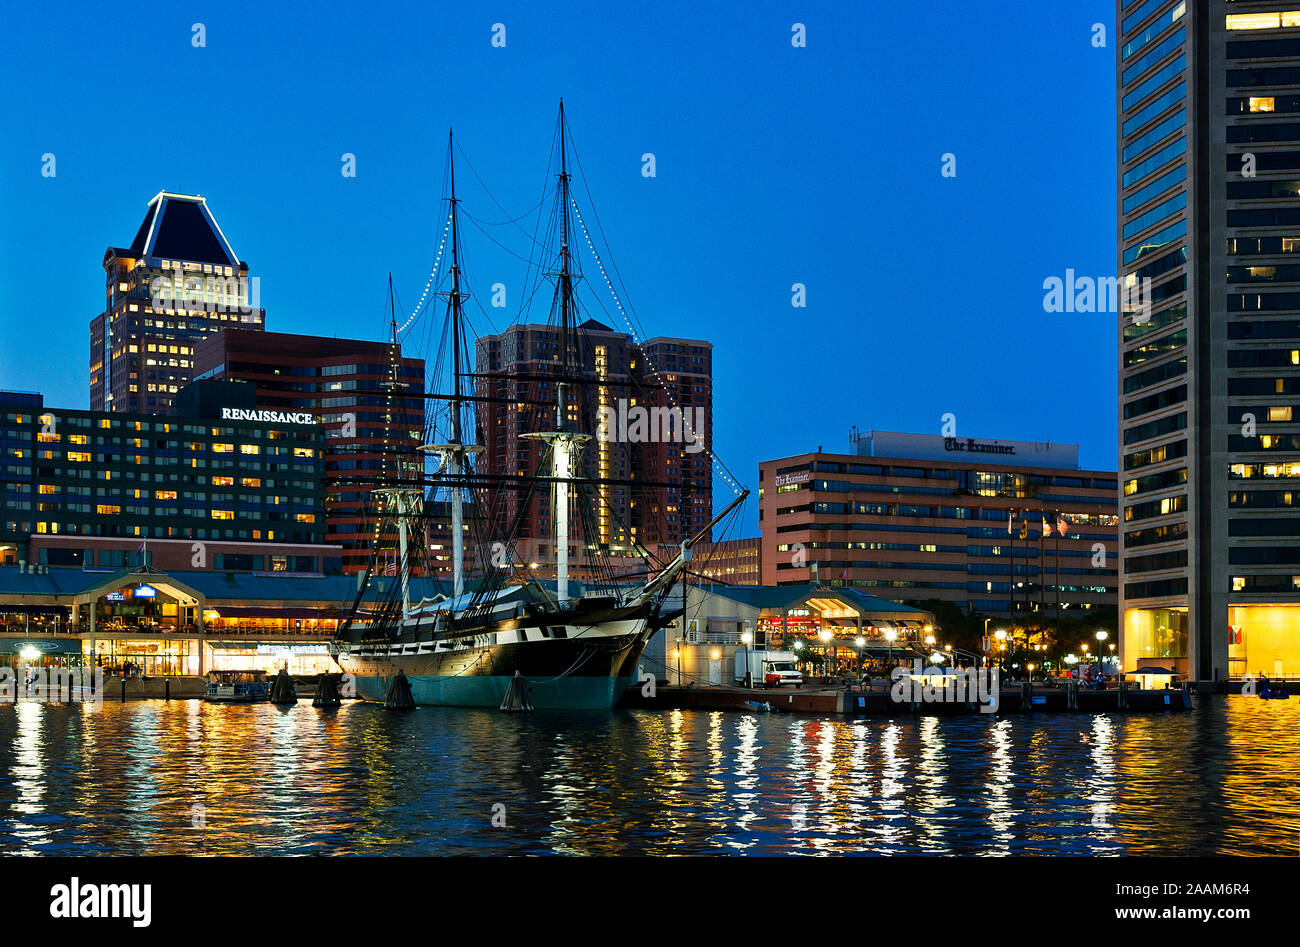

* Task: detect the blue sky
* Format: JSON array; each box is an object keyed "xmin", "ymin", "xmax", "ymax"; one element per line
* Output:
[{"xmin": 0, "ymin": 0, "xmax": 1117, "ymax": 534}]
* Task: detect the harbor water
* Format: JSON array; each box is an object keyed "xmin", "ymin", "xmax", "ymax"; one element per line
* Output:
[{"xmin": 0, "ymin": 695, "xmax": 1296, "ymax": 855}]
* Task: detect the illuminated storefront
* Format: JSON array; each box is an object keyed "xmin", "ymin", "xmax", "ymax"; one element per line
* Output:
[
  {"xmin": 206, "ymin": 641, "xmax": 334, "ymax": 675},
  {"xmin": 1227, "ymin": 604, "xmax": 1300, "ymax": 679},
  {"xmin": 1123, "ymin": 606, "xmax": 1189, "ymax": 675},
  {"xmin": 88, "ymin": 637, "xmax": 198, "ymax": 676},
  {"xmin": 0, "ymin": 635, "xmax": 85, "ymax": 669}
]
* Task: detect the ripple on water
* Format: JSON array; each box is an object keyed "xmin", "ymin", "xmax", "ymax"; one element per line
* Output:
[{"xmin": 0, "ymin": 696, "xmax": 1296, "ymax": 855}]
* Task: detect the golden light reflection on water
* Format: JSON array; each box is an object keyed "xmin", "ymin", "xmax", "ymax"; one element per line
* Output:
[{"xmin": 0, "ymin": 697, "xmax": 1296, "ymax": 855}]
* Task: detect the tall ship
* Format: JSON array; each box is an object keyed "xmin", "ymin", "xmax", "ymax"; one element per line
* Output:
[{"xmin": 331, "ymin": 104, "xmax": 747, "ymax": 709}]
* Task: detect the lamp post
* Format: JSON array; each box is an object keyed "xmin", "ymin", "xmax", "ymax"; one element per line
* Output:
[
  {"xmin": 819, "ymin": 628, "xmax": 833, "ymax": 681},
  {"xmin": 994, "ymin": 628, "xmax": 1007, "ymax": 675},
  {"xmin": 1095, "ymin": 630, "xmax": 1108, "ymax": 678},
  {"xmin": 855, "ymin": 636, "xmax": 865, "ymax": 676},
  {"xmin": 884, "ymin": 627, "xmax": 897, "ymax": 671},
  {"xmin": 740, "ymin": 630, "xmax": 753, "ymax": 688}
]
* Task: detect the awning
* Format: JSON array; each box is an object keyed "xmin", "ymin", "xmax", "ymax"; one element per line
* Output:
[
  {"xmin": 0, "ymin": 637, "xmax": 84, "ymax": 655},
  {"xmin": 0, "ymin": 605, "xmax": 70, "ymax": 616},
  {"xmin": 1124, "ymin": 667, "xmax": 1175, "ymax": 676},
  {"xmin": 207, "ymin": 641, "xmax": 331, "ymax": 653}
]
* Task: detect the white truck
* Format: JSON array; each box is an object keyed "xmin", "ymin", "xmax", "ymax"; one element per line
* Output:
[{"xmin": 735, "ymin": 650, "xmax": 803, "ymax": 688}]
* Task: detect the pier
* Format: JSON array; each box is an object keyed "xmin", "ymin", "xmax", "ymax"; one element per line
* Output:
[{"xmin": 619, "ymin": 681, "xmax": 1193, "ymax": 715}]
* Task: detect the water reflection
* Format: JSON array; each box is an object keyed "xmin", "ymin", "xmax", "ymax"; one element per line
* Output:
[{"xmin": 0, "ymin": 696, "xmax": 1296, "ymax": 855}]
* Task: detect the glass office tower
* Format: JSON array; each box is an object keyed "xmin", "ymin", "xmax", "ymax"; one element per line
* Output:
[{"xmin": 1118, "ymin": 0, "xmax": 1300, "ymax": 681}]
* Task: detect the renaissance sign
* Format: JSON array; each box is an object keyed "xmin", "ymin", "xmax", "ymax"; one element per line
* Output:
[{"xmin": 220, "ymin": 407, "xmax": 316, "ymax": 425}]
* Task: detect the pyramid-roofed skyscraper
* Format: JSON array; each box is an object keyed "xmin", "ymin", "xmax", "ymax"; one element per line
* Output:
[{"xmin": 90, "ymin": 191, "xmax": 265, "ymax": 414}]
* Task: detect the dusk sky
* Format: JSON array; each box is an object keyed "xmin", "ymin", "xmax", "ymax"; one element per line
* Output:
[{"xmin": 0, "ymin": 0, "xmax": 1117, "ymax": 534}]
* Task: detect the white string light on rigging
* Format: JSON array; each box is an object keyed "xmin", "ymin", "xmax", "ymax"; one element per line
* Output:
[
  {"xmin": 398, "ymin": 209, "xmax": 454, "ymax": 336},
  {"xmin": 571, "ymin": 196, "xmax": 744, "ymax": 498}
]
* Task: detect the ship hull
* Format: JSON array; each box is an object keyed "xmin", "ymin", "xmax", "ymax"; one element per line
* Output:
[{"xmin": 335, "ymin": 618, "xmax": 653, "ymax": 710}]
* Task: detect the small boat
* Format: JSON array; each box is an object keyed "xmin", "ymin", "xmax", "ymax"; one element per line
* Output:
[
  {"xmin": 204, "ymin": 670, "xmax": 271, "ymax": 703},
  {"xmin": 1260, "ymin": 688, "xmax": 1290, "ymax": 700}
]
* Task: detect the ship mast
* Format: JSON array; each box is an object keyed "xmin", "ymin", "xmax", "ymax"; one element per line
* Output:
[
  {"xmin": 523, "ymin": 100, "xmax": 588, "ymax": 605},
  {"xmin": 421, "ymin": 128, "xmax": 482, "ymax": 599}
]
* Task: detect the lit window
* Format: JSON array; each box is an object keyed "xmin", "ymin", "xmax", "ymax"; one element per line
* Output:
[
  {"xmin": 1249, "ymin": 96, "xmax": 1276, "ymax": 113},
  {"xmin": 1269, "ymin": 406, "xmax": 1294, "ymax": 422},
  {"xmin": 1226, "ymin": 12, "xmax": 1294, "ymax": 30},
  {"xmin": 211, "ymin": 510, "xmax": 234, "ymax": 520}
]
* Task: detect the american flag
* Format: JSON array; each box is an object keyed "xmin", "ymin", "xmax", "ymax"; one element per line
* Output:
[
  {"xmin": 1041, "ymin": 517, "xmax": 1051, "ymax": 539},
  {"xmin": 384, "ymin": 553, "xmax": 397, "ymax": 576},
  {"xmin": 1057, "ymin": 514, "xmax": 1069, "ymax": 537}
]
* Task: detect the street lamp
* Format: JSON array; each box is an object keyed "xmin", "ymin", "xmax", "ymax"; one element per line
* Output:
[
  {"xmin": 855, "ymin": 636, "xmax": 865, "ymax": 675},
  {"xmin": 884, "ymin": 627, "xmax": 897, "ymax": 670},
  {"xmin": 1095, "ymin": 630, "xmax": 1108, "ymax": 676},
  {"xmin": 740, "ymin": 630, "xmax": 753, "ymax": 688},
  {"xmin": 819, "ymin": 628, "xmax": 833, "ymax": 679}
]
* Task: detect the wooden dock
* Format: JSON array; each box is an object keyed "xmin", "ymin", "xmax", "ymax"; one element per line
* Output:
[{"xmin": 619, "ymin": 681, "xmax": 1193, "ymax": 715}]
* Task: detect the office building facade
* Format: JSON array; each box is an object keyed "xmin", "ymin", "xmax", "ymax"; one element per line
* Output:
[
  {"xmin": 191, "ymin": 329, "xmax": 426, "ymax": 573},
  {"xmin": 0, "ymin": 389, "xmax": 329, "ymax": 572},
  {"xmin": 473, "ymin": 319, "xmax": 712, "ymax": 573},
  {"xmin": 759, "ymin": 432, "xmax": 1119, "ymax": 618},
  {"xmin": 1117, "ymin": 1, "xmax": 1300, "ymax": 679},
  {"xmin": 90, "ymin": 192, "xmax": 265, "ymax": 415}
]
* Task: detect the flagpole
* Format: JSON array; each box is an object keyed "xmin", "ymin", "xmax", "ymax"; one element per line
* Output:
[
  {"xmin": 1039, "ymin": 520, "xmax": 1046, "ymax": 624},
  {"xmin": 1055, "ymin": 515, "xmax": 1062, "ymax": 632}
]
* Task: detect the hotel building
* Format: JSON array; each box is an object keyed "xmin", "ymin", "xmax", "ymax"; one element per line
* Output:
[
  {"xmin": 473, "ymin": 319, "xmax": 713, "ymax": 572},
  {"xmin": 190, "ymin": 328, "xmax": 426, "ymax": 574},
  {"xmin": 759, "ymin": 431, "xmax": 1119, "ymax": 619},
  {"xmin": 0, "ymin": 387, "xmax": 331, "ymax": 573},
  {"xmin": 90, "ymin": 191, "xmax": 265, "ymax": 415},
  {"xmin": 1117, "ymin": 0, "xmax": 1300, "ymax": 680}
]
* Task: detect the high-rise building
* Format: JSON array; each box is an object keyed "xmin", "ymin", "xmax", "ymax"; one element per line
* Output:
[
  {"xmin": 1117, "ymin": 1, "xmax": 1300, "ymax": 681},
  {"xmin": 473, "ymin": 320, "xmax": 713, "ymax": 574},
  {"xmin": 190, "ymin": 328, "xmax": 425, "ymax": 574},
  {"xmin": 0, "ymin": 388, "xmax": 331, "ymax": 572},
  {"xmin": 90, "ymin": 192, "xmax": 265, "ymax": 415},
  {"xmin": 759, "ymin": 432, "xmax": 1119, "ymax": 617}
]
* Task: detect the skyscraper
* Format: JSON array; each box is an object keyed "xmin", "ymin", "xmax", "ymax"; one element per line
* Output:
[
  {"xmin": 90, "ymin": 191, "xmax": 265, "ymax": 415},
  {"xmin": 1117, "ymin": 1, "xmax": 1300, "ymax": 682},
  {"xmin": 473, "ymin": 319, "xmax": 713, "ymax": 574}
]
